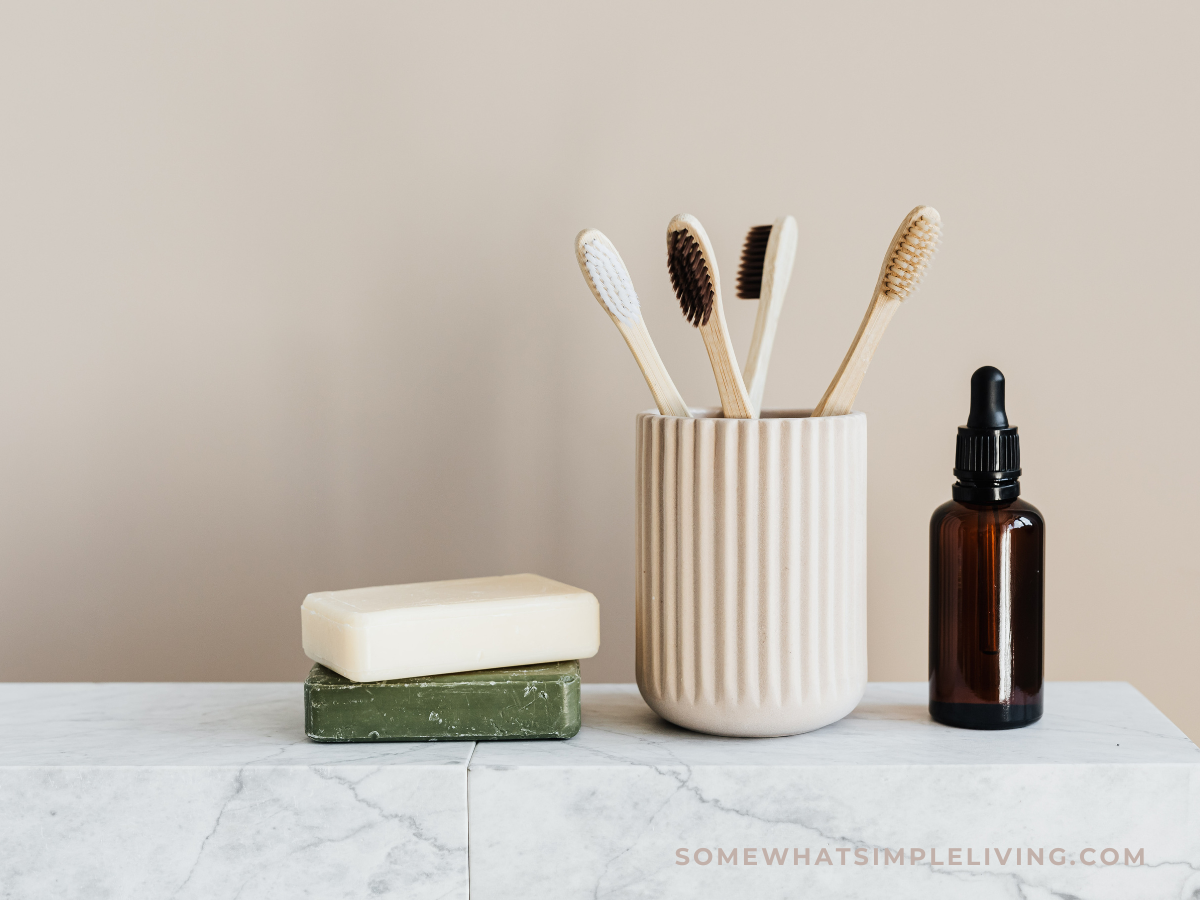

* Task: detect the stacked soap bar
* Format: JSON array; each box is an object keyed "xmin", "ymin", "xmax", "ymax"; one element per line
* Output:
[
  {"xmin": 301, "ymin": 573, "xmax": 599, "ymax": 742},
  {"xmin": 305, "ymin": 660, "xmax": 582, "ymax": 741}
]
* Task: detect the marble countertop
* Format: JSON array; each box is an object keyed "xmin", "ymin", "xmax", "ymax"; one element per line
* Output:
[
  {"xmin": 0, "ymin": 682, "xmax": 471, "ymax": 900},
  {"xmin": 474, "ymin": 682, "xmax": 1200, "ymax": 769},
  {"xmin": 0, "ymin": 681, "xmax": 470, "ymax": 768},
  {"xmin": 473, "ymin": 683, "xmax": 1200, "ymax": 900},
  {"xmin": 2, "ymin": 681, "xmax": 1196, "ymax": 900}
]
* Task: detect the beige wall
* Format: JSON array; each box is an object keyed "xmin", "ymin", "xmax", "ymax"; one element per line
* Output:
[{"xmin": 2, "ymin": 2, "xmax": 1197, "ymax": 740}]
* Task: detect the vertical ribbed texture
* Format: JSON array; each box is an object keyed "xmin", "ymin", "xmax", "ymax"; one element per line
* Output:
[
  {"xmin": 955, "ymin": 431, "xmax": 1020, "ymax": 474},
  {"xmin": 635, "ymin": 410, "xmax": 868, "ymax": 737}
]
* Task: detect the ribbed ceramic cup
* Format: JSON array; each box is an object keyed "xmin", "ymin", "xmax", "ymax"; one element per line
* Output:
[{"xmin": 635, "ymin": 408, "xmax": 867, "ymax": 737}]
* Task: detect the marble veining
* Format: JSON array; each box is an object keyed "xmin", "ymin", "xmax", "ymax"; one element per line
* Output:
[
  {"xmin": 0, "ymin": 683, "xmax": 470, "ymax": 900},
  {"xmin": 4, "ymin": 682, "xmax": 1197, "ymax": 899},
  {"xmin": 467, "ymin": 683, "xmax": 1200, "ymax": 900}
]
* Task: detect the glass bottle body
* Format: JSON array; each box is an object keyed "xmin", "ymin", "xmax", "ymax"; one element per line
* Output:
[{"xmin": 929, "ymin": 497, "xmax": 1044, "ymax": 729}]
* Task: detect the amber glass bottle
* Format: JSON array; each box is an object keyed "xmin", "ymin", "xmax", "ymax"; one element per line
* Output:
[{"xmin": 929, "ymin": 367, "xmax": 1044, "ymax": 729}]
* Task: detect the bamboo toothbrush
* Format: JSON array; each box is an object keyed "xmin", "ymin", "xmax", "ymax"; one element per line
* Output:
[
  {"xmin": 666, "ymin": 214, "xmax": 754, "ymax": 419},
  {"xmin": 812, "ymin": 206, "xmax": 942, "ymax": 417},
  {"xmin": 575, "ymin": 229, "xmax": 691, "ymax": 417},
  {"xmin": 737, "ymin": 215, "xmax": 798, "ymax": 416}
]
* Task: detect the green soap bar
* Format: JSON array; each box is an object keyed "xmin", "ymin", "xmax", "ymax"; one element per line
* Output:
[{"xmin": 304, "ymin": 659, "xmax": 581, "ymax": 742}]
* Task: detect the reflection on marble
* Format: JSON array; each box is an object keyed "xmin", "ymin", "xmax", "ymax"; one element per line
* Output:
[
  {"xmin": 0, "ymin": 684, "xmax": 469, "ymax": 899},
  {"xmin": 468, "ymin": 683, "xmax": 1200, "ymax": 900}
]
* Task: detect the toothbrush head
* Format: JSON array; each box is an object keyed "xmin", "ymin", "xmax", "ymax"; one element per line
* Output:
[
  {"xmin": 736, "ymin": 225, "xmax": 773, "ymax": 300},
  {"xmin": 576, "ymin": 229, "xmax": 641, "ymax": 325},
  {"xmin": 667, "ymin": 214, "xmax": 720, "ymax": 327},
  {"xmin": 736, "ymin": 215, "xmax": 799, "ymax": 301},
  {"xmin": 879, "ymin": 206, "xmax": 942, "ymax": 301}
]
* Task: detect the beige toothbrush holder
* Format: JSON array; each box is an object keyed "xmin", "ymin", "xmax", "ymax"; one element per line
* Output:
[{"xmin": 635, "ymin": 408, "xmax": 868, "ymax": 737}]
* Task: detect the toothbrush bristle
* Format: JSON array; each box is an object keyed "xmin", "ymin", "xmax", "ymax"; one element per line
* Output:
[
  {"xmin": 736, "ymin": 224, "xmax": 772, "ymax": 300},
  {"xmin": 583, "ymin": 237, "xmax": 641, "ymax": 325},
  {"xmin": 667, "ymin": 229, "xmax": 714, "ymax": 327},
  {"xmin": 883, "ymin": 208, "xmax": 941, "ymax": 300}
]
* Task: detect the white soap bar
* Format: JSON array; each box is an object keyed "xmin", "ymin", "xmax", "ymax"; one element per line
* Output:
[{"xmin": 301, "ymin": 573, "xmax": 600, "ymax": 682}]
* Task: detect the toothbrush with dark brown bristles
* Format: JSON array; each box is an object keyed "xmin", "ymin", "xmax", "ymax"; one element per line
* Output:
[
  {"xmin": 666, "ymin": 214, "xmax": 754, "ymax": 419},
  {"xmin": 737, "ymin": 215, "xmax": 798, "ymax": 416}
]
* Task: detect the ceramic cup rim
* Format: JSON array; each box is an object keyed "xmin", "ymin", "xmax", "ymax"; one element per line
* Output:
[{"xmin": 638, "ymin": 408, "xmax": 866, "ymax": 422}]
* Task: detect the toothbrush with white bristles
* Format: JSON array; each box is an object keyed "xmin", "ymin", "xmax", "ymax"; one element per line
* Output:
[{"xmin": 575, "ymin": 229, "xmax": 692, "ymax": 418}]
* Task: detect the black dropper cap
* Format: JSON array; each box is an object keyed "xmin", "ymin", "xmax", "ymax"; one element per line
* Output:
[{"xmin": 953, "ymin": 366, "xmax": 1021, "ymax": 503}]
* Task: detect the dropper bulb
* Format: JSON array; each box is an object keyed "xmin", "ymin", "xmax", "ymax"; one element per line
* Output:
[{"xmin": 967, "ymin": 366, "xmax": 1008, "ymax": 429}]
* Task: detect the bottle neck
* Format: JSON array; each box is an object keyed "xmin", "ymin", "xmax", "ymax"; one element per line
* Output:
[{"xmin": 952, "ymin": 479, "xmax": 1020, "ymax": 503}]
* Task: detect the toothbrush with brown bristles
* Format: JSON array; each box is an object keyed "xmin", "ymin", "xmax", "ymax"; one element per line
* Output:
[
  {"xmin": 575, "ymin": 229, "xmax": 692, "ymax": 418},
  {"xmin": 666, "ymin": 214, "xmax": 754, "ymax": 419},
  {"xmin": 812, "ymin": 206, "xmax": 942, "ymax": 417},
  {"xmin": 737, "ymin": 215, "xmax": 798, "ymax": 416}
]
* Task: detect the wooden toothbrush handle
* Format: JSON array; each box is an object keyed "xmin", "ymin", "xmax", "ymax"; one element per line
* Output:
[
  {"xmin": 616, "ymin": 317, "xmax": 692, "ymax": 417},
  {"xmin": 700, "ymin": 312, "xmax": 754, "ymax": 419},
  {"xmin": 812, "ymin": 291, "xmax": 901, "ymax": 417},
  {"xmin": 743, "ymin": 217, "xmax": 797, "ymax": 416},
  {"xmin": 743, "ymin": 288, "xmax": 779, "ymax": 417}
]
